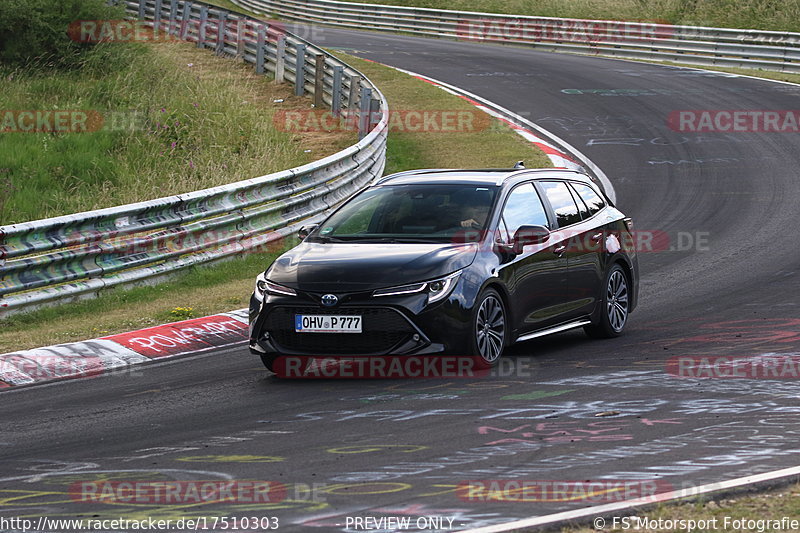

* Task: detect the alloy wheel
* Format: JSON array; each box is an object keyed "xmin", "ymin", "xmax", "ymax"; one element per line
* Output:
[
  {"xmin": 606, "ymin": 269, "xmax": 629, "ymax": 332},
  {"xmin": 475, "ymin": 294, "xmax": 505, "ymax": 363}
]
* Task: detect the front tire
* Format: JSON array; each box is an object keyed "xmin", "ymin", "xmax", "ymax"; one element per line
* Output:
[
  {"xmin": 471, "ymin": 288, "xmax": 507, "ymax": 366},
  {"xmin": 585, "ymin": 264, "xmax": 629, "ymax": 338},
  {"xmin": 260, "ymin": 353, "xmax": 278, "ymax": 372}
]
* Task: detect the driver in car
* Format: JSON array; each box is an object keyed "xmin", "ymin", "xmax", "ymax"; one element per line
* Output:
[{"xmin": 459, "ymin": 202, "xmax": 490, "ymax": 229}]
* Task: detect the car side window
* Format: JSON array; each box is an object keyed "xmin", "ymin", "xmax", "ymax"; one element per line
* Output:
[
  {"xmin": 569, "ymin": 184, "xmax": 590, "ymax": 220},
  {"xmin": 572, "ymin": 182, "xmax": 606, "ymax": 217},
  {"xmin": 500, "ymin": 183, "xmax": 549, "ymax": 241},
  {"xmin": 540, "ymin": 181, "xmax": 582, "ymax": 228}
]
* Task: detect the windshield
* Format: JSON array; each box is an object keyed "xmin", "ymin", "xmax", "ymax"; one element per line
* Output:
[{"xmin": 311, "ymin": 183, "xmax": 499, "ymax": 243}]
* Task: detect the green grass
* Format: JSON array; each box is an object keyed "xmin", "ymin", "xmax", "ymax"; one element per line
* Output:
[
  {"xmin": 0, "ymin": 42, "xmax": 354, "ymax": 225},
  {"xmin": 337, "ymin": 53, "xmax": 551, "ymax": 172},
  {"xmin": 206, "ymin": 0, "xmax": 262, "ymax": 16},
  {"xmin": 353, "ymin": 0, "xmax": 800, "ymax": 33}
]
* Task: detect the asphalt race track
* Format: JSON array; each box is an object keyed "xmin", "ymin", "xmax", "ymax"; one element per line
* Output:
[{"xmin": 3, "ymin": 26, "xmax": 800, "ymax": 532}]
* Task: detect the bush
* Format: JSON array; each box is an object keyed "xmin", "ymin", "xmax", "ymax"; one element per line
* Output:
[{"xmin": 0, "ymin": 0, "xmax": 125, "ymax": 68}]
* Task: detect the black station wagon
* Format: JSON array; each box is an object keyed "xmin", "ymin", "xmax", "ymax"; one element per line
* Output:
[{"xmin": 249, "ymin": 167, "xmax": 639, "ymax": 370}]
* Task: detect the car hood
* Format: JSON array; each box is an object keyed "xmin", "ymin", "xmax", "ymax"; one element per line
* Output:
[{"xmin": 265, "ymin": 242, "xmax": 477, "ymax": 292}]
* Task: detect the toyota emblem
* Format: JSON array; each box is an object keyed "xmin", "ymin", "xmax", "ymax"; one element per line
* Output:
[{"xmin": 320, "ymin": 294, "xmax": 339, "ymax": 307}]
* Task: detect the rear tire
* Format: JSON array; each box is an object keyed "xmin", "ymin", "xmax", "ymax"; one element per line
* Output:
[
  {"xmin": 470, "ymin": 288, "xmax": 507, "ymax": 367},
  {"xmin": 585, "ymin": 264, "xmax": 629, "ymax": 339}
]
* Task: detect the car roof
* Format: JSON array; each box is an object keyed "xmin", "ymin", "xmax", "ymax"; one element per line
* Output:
[{"xmin": 374, "ymin": 168, "xmax": 596, "ymax": 187}]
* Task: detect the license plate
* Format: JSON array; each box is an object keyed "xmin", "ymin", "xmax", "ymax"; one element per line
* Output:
[{"xmin": 295, "ymin": 315, "xmax": 362, "ymax": 333}]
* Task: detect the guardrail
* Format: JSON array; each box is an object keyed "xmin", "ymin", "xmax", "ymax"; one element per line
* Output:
[
  {"xmin": 233, "ymin": 0, "xmax": 800, "ymax": 73},
  {"xmin": 0, "ymin": 0, "xmax": 388, "ymax": 317}
]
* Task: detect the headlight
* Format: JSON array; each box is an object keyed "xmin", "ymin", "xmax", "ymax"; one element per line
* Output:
[
  {"xmin": 427, "ymin": 271, "xmax": 461, "ymax": 303},
  {"xmin": 254, "ymin": 273, "xmax": 296, "ymax": 302},
  {"xmin": 372, "ymin": 282, "xmax": 427, "ymax": 297},
  {"xmin": 373, "ymin": 271, "xmax": 461, "ymax": 304}
]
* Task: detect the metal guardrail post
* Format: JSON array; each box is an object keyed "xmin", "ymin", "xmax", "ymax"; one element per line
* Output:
[
  {"xmin": 295, "ymin": 43, "xmax": 307, "ymax": 96},
  {"xmin": 256, "ymin": 27, "xmax": 266, "ymax": 74},
  {"xmin": 168, "ymin": 0, "xmax": 177, "ymax": 36},
  {"xmin": 348, "ymin": 74, "xmax": 360, "ymax": 112},
  {"xmin": 314, "ymin": 54, "xmax": 326, "ymax": 108},
  {"xmin": 198, "ymin": 5, "xmax": 208, "ymax": 48},
  {"xmin": 180, "ymin": 2, "xmax": 192, "ymax": 41},
  {"xmin": 154, "ymin": 0, "xmax": 163, "ymax": 26},
  {"xmin": 236, "ymin": 19, "xmax": 246, "ymax": 58},
  {"xmin": 275, "ymin": 34, "xmax": 286, "ymax": 83},
  {"xmin": 216, "ymin": 11, "xmax": 227, "ymax": 55},
  {"xmin": 138, "ymin": 0, "xmax": 146, "ymax": 20},
  {"xmin": 332, "ymin": 66, "xmax": 343, "ymax": 116},
  {"xmin": 358, "ymin": 86, "xmax": 372, "ymax": 140},
  {"xmin": 369, "ymin": 97, "xmax": 381, "ymax": 131}
]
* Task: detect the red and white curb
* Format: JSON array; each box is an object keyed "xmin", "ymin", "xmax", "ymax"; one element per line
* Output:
[{"xmin": 0, "ymin": 309, "xmax": 249, "ymax": 388}]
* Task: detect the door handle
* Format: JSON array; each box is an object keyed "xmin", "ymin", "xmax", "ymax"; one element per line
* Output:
[
  {"xmin": 553, "ymin": 245, "xmax": 567, "ymax": 256},
  {"xmin": 590, "ymin": 232, "xmax": 604, "ymax": 241}
]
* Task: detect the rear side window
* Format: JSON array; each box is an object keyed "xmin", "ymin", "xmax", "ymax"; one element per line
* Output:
[
  {"xmin": 569, "ymin": 184, "xmax": 590, "ymax": 220},
  {"xmin": 540, "ymin": 181, "xmax": 581, "ymax": 228},
  {"xmin": 572, "ymin": 182, "xmax": 606, "ymax": 217},
  {"xmin": 500, "ymin": 183, "xmax": 549, "ymax": 240}
]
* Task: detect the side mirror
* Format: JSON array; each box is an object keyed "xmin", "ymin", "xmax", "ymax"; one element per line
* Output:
[
  {"xmin": 298, "ymin": 224, "xmax": 319, "ymax": 240},
  {"xmin": 512, "ymin": 225, "xmax": 550, "ymax": 254}
]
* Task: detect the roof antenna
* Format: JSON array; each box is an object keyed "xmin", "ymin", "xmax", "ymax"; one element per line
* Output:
[{"xmin": 513, "ymin": 161, "xmax": 525, "ymax": 169}]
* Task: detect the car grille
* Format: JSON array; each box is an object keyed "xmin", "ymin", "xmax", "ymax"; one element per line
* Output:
[{"xmin": 264, "ymin": 306, "xmax": 415, "ymax": 355}]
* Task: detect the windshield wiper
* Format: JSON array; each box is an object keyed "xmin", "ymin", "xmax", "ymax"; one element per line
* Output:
[
  {"xmin": 311, "ymin": 235, "xmax": 345, "ymax": 243},
  {"xmin": 337, "ymin": 236, "xmax": 446, "ymax": 244}
]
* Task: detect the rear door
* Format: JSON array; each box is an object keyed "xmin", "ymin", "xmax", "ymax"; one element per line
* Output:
[
  {"xmin": 495, "ymin": 182, "xmax": 572, "ymax": 333},
  {"xmin": 570, "ymin": 181, "xmax": 616, "ymax": 313},
  {"xmin": 537, "ymin": 180, "xmax": 604, "ymax": 320}
]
